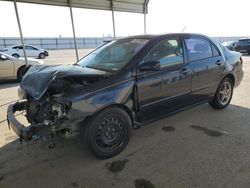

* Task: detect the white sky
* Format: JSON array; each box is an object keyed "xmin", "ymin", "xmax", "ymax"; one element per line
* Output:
[{"xmin": 0, "ymin": 0, "xmax": 250, "ymax": 37}]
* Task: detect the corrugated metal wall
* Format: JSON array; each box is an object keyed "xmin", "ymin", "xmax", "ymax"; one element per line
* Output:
[
  {"xmin": 213, "ymin": 36, "xmax": 250, "ymax": 43},
  {"xmin": 0, "ymin": 37, "xmax": 112, "ymax": 50},
  {"xmin": 1, "ymin": 36, "xmax": 249, "ymax": 50}
]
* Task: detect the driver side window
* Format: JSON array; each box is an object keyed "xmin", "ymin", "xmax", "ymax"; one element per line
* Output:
[{"xmin": 143, "ymin": 38, "xmax": 184, "ymax": 69}]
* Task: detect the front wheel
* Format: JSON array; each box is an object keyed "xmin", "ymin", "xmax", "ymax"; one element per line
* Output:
[
  {"xmin": 209, "ymin": 77, "xmax": 233, "ymax": 109},
  {"xmin": 80, "ymin": 107, "xmax": 132, "ymax": 158},
  {"xmin": 39, "ymin": 53, "xmax": 45, "ymax": 59}
]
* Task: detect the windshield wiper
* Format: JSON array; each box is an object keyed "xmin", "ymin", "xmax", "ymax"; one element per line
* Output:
[{"xmin": 85, "ymin": 65, "xmax": 114, "ymax": 73}]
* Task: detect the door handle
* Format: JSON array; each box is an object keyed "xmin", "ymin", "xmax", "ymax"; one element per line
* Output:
[
  {"xmin": 180, "ymin": 68, "xmax": 191, "ymax": 75},
  {"xmin": 215, "ymin": 60, "xmax": 222, "ymax": 66}
]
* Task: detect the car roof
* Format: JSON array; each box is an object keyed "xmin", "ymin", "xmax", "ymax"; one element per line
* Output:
[
  {"xmin": 238, "ymin": 38, "xmax": 250, "ymax": 41},
  {"xmin": 11, "ymin": 44, "xmax": 36, "ymax": 47},
  {"xmin": 119, "ymin": 33, "xmax": 211, "ymax": 41}
]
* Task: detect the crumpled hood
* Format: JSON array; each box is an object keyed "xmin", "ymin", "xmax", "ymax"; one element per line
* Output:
[{"xmin": 21, "ymin": 64, "xmax": 109, "ymax": 100}]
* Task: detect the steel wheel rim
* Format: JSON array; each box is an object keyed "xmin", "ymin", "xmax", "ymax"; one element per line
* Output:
[
  {"xmin": 95, "ymin": 116, "xmax": 124, "ymax": 152},
  {"xmin": 219, "ymin": 81, "xmax": 232, "ymax": 105}
]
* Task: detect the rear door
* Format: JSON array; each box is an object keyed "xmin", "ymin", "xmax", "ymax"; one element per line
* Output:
[
  {"xmin": 137, "ymin": 37, "xmax": 192, "ymax": 122},
  {"xmin": 184, "ymin": 36, "xmax": 225, "ymax": 102}
]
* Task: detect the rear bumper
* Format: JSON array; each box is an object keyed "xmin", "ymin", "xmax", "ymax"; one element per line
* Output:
[
  {"xmin": 235, "ymin": 69, "xmax": 244, "ymax": 88},
  {"xmin": 7, "ymin": 102, "xmax": 40, "ymax": 141}
]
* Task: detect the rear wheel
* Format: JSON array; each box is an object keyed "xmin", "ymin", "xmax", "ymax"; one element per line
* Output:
[
  {"xmin": 80, "ymin": 107, "xmax": 132, "ymax": 158},
  {"xmin": 209, "ymin": 77, "xmax": 233, "ymax": 109},
  {"xmin": 12, "ymin": 54, "xmax": 20, "ymax": 58},
  {"xmin": 39, "ymin": 53, "xmax": 45, "ymax": 59}
]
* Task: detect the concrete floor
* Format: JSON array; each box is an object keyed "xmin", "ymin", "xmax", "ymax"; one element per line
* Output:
[{"xmin": 0, "ymin": 51, "xmax": 250, "ymax": 188}]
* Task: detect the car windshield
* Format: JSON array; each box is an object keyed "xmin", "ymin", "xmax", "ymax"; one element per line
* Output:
[{"xmin": 77, "ymin": 38, "xmax": 149, "ymax": 72}]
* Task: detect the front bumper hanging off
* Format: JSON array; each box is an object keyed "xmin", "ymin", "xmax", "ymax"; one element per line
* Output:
[{"xmin": 7, "ymin": 101, "xmax": 40, "ymax": 142}]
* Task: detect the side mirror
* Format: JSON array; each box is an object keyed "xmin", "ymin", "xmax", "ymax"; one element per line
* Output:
[
  {"xmin": 138, "ymin": 61, "xmax": 161, "ymax": 72},
  {"xmin": 0, "ymin": 54, "xmax": 7, "ymax": 60}
]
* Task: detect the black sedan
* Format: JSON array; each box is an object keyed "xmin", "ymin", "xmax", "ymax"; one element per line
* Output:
[
  {"xmin": 7, "ymin": 33, "xmax": 244, "ymax": 158},
  {"xmin": 235, "ymin": 38, "xmax": 250, "ymax": 54}
]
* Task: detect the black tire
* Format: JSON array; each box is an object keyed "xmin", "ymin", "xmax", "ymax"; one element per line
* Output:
[
  {"xmin": 17, "ymin": 66, "xmax": 26, "ymax": 82},
  {"xmin": 39, "ymin": 53, "xmax": 45, "ymax": 59},
  {"xmin": 12, "ymin": 54, "xmax": 20, "ymax": 58},
  {"xmin": 209, "ymin": 77, "xmax": 233, "ymax": 109},
  {"xmin": 80, "ymin": 107, "xmax": 132, "ymax": 159}
]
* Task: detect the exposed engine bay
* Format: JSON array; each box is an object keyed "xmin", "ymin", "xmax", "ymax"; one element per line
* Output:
[{"xmin": 14, "ymin": 64, "xmax": 112, "ymax": 147}]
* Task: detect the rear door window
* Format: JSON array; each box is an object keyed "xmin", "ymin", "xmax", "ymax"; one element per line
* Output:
[
  {"xmin": 26, "ymin": 46, "xmax": 36, "ymax": 50},
  {"xmin": 185, "ymin": 37, "xmax": 213, "ymax": 62}
]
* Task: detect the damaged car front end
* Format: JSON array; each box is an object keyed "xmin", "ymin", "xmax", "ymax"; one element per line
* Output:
[
  {"xmin": 7, "ymin": 64, "xmax": 115, "ymax": 147},
  {"xmin": 7, "ymin": 37, "xmax": 148, "ymax": 157}
]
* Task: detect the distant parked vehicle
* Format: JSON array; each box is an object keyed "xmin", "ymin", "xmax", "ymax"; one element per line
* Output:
[
  {"xmin": 222, "ymin": 41, "xmax": 237, "ymax": 51},
  {"xmin": 1, "ymin": 44, "xmax": 49, "ymax": 59},
  {"xmin": 235, "ymin": 38, "xmax": 250, "ymax": 54},
  {"xmin": 0, "ymin": 52, "xmax": 43, "ymax": 81}
]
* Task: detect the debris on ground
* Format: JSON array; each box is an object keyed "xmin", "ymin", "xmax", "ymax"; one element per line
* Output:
[
  {"xmin": 162, "ymin": 126, "xmax": 175, "ymax": 132},
  {"xmin": 190, "ymin": 125, "xmax": 225, "ymax": 137},
  {"xmin": 0, "ymin": 175, "xmax": 4, "ymax": 182},
  {"xmin": 106, "ymin": 159, "xmax": 129, "ymax": 173},
  {"xmin": 134, "ymin": 178, "xmax": 155, "ymax": 188},
  {"xmin": 71, "ymin": 182, "xmax": 79, "ymax": 187}
]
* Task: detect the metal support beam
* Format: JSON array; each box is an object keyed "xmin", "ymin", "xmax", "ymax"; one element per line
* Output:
[
  {"xmin": 144, "ymin": 13, "xmax": 146, "ymax": 34},
  {"xmin": 13, "ymin": 0, "xmax": 28, "ymax": 66},
  {"xmin": 69, "ymin": 0, "xmax": 79, "ymax": 61},
  {"xmin": 111, "ymin": 0, "xmax": 116, "ymax": 39},
  {"xmin": 143, "ymin": 0, "xmax": 149, "ymax": 35}
]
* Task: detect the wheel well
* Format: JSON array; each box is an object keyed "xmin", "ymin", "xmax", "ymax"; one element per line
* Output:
[
  {"xmin": 85, "ymin": 104, "xmax": 134, "ymax": 126},
  {"xmin": 224, "ymin": 74, "xmax": 235, "ymax": 86},
  {"xmin": 17, "ymin": 65, "xmax": 26, "ymax": 77}
]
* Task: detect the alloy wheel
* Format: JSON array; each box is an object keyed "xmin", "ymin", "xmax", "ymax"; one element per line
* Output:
[{"xmin": 219, "ymin": 81, "xmax": 232, "ymax": 105}]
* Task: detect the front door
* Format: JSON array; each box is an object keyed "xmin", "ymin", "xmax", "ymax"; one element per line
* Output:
[{"xmin": 137, "ymin": 37, "xmax": 192, "ymax": 122}]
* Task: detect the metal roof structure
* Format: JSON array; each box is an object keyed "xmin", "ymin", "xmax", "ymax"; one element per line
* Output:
[
  {"xmin": 1, "ymin": 0, "xmax": 150, "ymax": 65},
  {"xmin": 2, "ymin": 0, "xmax": 149, "ymax": 13}
]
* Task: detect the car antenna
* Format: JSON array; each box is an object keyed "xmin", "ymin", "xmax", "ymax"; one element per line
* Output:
[{"xmin": 181, "ymin": 26, "xmax": 187, "ymax": 33}]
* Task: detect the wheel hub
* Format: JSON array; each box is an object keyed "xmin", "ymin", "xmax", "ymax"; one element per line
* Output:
[
  {"xmin": 102, "ymin": 123, "xmax": 120, "ymax": 144},
  {"xmin": 219, "ymin": 81, "xmax": 232, "ymax": 105},
  {"xmin": 96, "ymin": 117, "xmax": 123, "ymax": 147}
]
